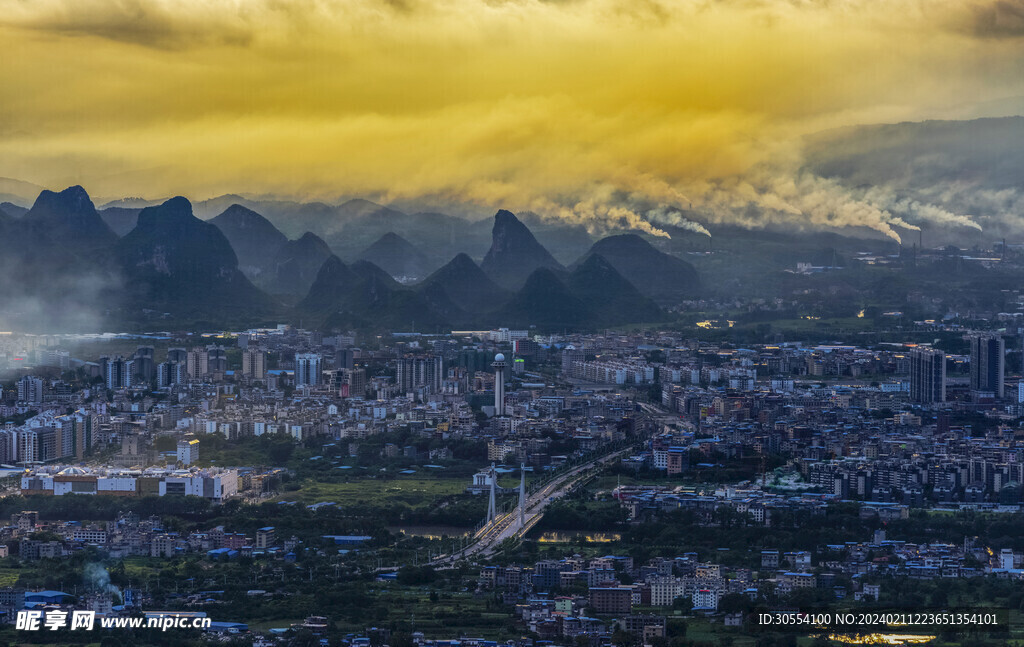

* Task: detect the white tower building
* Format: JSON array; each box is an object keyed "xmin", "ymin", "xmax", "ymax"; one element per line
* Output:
[{"xmin": 492, "ymin": 353, "xmax": 507, "ymax": 415}]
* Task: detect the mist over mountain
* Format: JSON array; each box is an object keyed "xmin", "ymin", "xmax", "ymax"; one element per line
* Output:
[
  {"xmin": 0, "ymin": 202, "xmax": 27, "ymax": 218},
  {"xmin": 250, "ymin": 201, "xmax": 339, "ymax": 239},
  {"xmin": 98, "ymin": 197, "xmax": 165, "ymax": 209},
  {"xmin": 269, "ymin": 232, "xmax": 334, "ymax": 298},
  {"xmin": 292, "ymin": 209, "xmax": 677, "ymax": 331},
  {"xmin": 579, "ymin": 234, "xmax": 701, "ymax": 304},
  {"xmin": 193, "ymin": 196, "xmax": 588, "ymax": 270},
  {"xmin": 99, "ymin": 207, "xmax": 142, "ymax": 237},
  {"xmin": 205, "ymin": 203, "xmax": 336, "ymax": 298},
  {"xmin": 513, "ymin": 212, "xmax": 598, "ymax": 265},
  {"xmin": 9, "ymin": 115, "xmax": 1024, "ymax": 332},
  {"xmin": 0, "ymin": 187, "xmax": 121, "ymax": 331},
  {"xmin": 358, "ymin": 232, "xmax": 434, "ymax": 282},
  {"xmin": 328, "ymin": 202, "xmax": 474, "ymax": 264},
  {"xmin": 298, "ymin": 256, "xmax": 450, "ymax": 331},
  {"xmin": 210, "ymin": 204, "xmax": 290, "ymax": 285},
  {"xmin": 0, "ymin": 177, "xmax": 44, "ymax": 206},
  {"xmin": 416, "ymin": 253, "xmax": 511, "ymax": 317}
]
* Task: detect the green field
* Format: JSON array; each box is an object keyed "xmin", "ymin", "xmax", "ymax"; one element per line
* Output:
[
  {"xmin": 272, "ymin": 476, "xmax": 471, "ymax": 507},
  {"xmin": 0, "ymin": 568, "xmax": 21, "ymax": 587},
  {"xmin": 273, "ymin": 471, "xmax": 534, "ymax": 507}
]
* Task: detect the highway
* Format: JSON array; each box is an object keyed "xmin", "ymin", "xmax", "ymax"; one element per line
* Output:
[{"xmin": 430, "ymin": 443, "xmax": 635, "ymax": 566}]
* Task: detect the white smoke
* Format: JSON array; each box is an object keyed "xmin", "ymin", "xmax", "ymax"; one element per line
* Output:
[
  {"xmin": 84, "ymin": 563, "xmax": 122, "ymax": 601},
  {"xmin": 644, "ymin": 206, "xmax": 712, "ymax": 237},
  {"xmin": 862, "ymin": 186, "xmax": 983, "ymax": 232}
]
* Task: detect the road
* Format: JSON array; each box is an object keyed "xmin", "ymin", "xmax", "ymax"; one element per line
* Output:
[{"xmin": 430, "ymin": 444, "xmax": 635, "ymax": 566}]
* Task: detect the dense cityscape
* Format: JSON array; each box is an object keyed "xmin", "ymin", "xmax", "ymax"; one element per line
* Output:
[{"xmin": 1, "ymin": 310, "xmax": 1024, "ymax": 645}]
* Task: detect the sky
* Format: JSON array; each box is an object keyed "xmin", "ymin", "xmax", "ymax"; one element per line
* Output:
[{"xmin": 2, "ymin": 0, "xmax": 1024, "ymax": 240}]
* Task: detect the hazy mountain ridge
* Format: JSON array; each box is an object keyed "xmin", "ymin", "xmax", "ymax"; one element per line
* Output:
[
  {"xmin": 578, "ymin": 234, "xmax": 701, "ymax": 305},
  {"xmin": 99, "ymin": 207, "xmax": 143, "ymax": 237},
  {"xmin": 210, "ymin": 204, "xmax": 290, "ymax": 284},
  {"xmin": 358, "ymin": 232, "xmax": 435, "ymax": 281},
  {"xmin": 298, "ymin": 256, "xmax": 452, "ymax": 331},
  {"xmin": 0, "ymin": 202, "xmax": 28, "ymax": 218},
  {"xmin": 416, "ymin": 253, "xmax": 511, "ymax": 316},
  {"xmin": 14, "ymin": 114, "xmax": 1021, "ymax": 332},
  {"xmin": 270, "ymin": 232, "xmax": 335, "ymax": 298}
]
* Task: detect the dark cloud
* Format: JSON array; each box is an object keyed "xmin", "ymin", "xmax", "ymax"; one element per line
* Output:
[
  {"xmin": 15, "ymin": 0, "xmax": 254, "ymax": 49},
  {"xmin": 967, "ymin": 0, "xmax": 1024, "ymax": 38}
]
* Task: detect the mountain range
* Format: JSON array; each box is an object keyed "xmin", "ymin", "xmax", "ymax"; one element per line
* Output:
[
  {"xmin": 0, "ymin": 184, "xmax": 699, "ymax": 331},
  {"xmin": 297, "ymin": 208, "xmax": 687, "ymax": 330}
]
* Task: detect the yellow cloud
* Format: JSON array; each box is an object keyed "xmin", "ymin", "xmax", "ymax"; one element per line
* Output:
[{"xmin": 1, "ymin": 0, "xmax": 1021, "ymax": 240}]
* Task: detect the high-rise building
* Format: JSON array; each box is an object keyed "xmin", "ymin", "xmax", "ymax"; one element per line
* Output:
[
  {"xmin": 36, "ymin": 350, "xmax": 70, "ymax": 370},
  {"xmin": 242, "ymin": 348, "xmax": 267, "ymax": 379},
  {"xmin": 909, "ymin": 348, "xmax": 945, "ymax": 403},
  {"xmin": 969, "ymin": 334, "xmax": 1005, "ymax": 399},
  {"xmin": 72, "ymin": 413, "xmax": 93, "ymax": 460},
  {"xmin": 133, "ymin": 346, "xmax": 155, "ymax": 384},
  {"xmin": 456, "ymin": 349, "xmax": 491, "ymax": 379},
  {"xmin": 332, "ymin": 368, "xmax": 367, "ymax": 398},
  {"xmin": 156, "ymin": 361, "xmax": 186, "ymax": 388},
  {"xmin": 295, "ymin": 353, "xmax": 322, "ymax": 387},
  {"xmin": 105, "ymin": 356, "xmax": 132, "ymax": 390},
  {"xmin": 16, "ymin": 376, "xmax": 43, "ymax": 404},
  {"xmin": 167, "ymin": 348, "xmax": 188, "ymax": 364},
  {"xmin": 562, "ymin": 346, "xmax": 585, "ymax": 378},
  {"xmin": 493, "ymin": 353, "xmax": 507, "ymax": 415},
  {"xmin": 206, "ymin": 345, "xmax": 228, "ymax": 374},
  {"xmin": 15, "ymin": 429, "xmax": 37, "ymax": 463},
  {"xmin": 186, "ymin": 348, "xmax": 208, "ymax": 379},
  {"xmin": 336, "ymin": 348, "xmax": 356, "ymax": 370},
  {"xmin": 349, "ymin": 368, "xmax": 367, "ymax": 398},
  {"xmin": 395, "ymin": 355, "xmax": 443, "ymax": 393}
]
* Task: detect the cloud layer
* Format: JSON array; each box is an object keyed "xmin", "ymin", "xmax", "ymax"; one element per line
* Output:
[{"xmin": 2, "ymin": 0, "xmax": 1023, "ymax": 239}]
